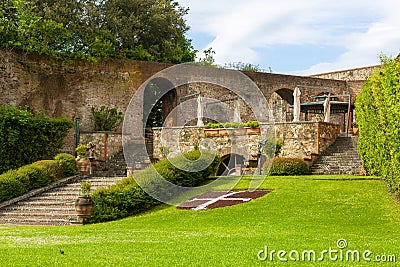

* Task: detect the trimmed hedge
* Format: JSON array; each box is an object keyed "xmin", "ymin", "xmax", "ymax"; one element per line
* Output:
[
  {"xmin": 355, "ymin": 57, "xmax": 400, "ymax": 195},
  {"xmin": 263, "ymin": 157, "xmax": 309, "ymax": 176},
  {"xmin": 0, "ymin": 153, "xmax": 78, "ymax": 202},
  {"xmin": 54, "ymin": 153, "xmax": 79, "ymax": 177},
  {"xmin": 0, "ymin": 106, "xmax": 74, "ymax": 174},
  {"xmin": 90, "ymin": 150, "xmax": 221, "ymax": 223}
]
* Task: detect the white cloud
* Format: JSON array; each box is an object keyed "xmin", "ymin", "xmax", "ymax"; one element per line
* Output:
[{"xmin": 178, "ymin": 0, "xmax": 400, "ymax": 74}]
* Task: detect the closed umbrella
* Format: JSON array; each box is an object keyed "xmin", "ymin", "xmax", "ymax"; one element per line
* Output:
[
  {"xmin": 233, "ymin": 100, "xmax": 241, "ymax": 122},
  {"xmin": 323, "ymin": 93, "xmax": 331, "ymax": 122},
  {"xmin": 197, "ymin": 94, "xmax": 204, "ymax": 127},
  {"xmin": 293, "ymin": 87, "xmax": 301, "ymax": 122}
]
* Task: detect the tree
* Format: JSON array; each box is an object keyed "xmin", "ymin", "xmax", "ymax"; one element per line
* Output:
[
  {"xmin": 224, "ymin": 62, "xmax": 262, "ymax": 72},
  {"xmin": 0, "ymin": 0, "xmax": 196, "ymax": 63}
]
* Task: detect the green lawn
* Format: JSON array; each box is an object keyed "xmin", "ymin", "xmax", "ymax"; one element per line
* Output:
[{"xmin": 1, "ymin": 175, "xmax": 400, "ymax": 266}]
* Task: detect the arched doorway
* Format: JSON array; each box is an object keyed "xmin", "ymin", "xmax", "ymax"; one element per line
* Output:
[
  {"xmin": 143, "ymin": 78, "xmax": 177, "ymax": 129},
  {"xmin": 269, "ymin": 88, "xmax": 294, "ymax": 122},
  {"xmin": 217, "ymin": 154, "xmax": 245, "ymax": 176},
  {"xmin": 143, "ymin": 78, "xmax": 177, "ymax": 159}
]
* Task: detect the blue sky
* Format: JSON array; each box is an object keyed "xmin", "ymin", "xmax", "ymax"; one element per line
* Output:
[{"xmin": 177, "ymin": 0, "xmax": 400, "ymax": 75}]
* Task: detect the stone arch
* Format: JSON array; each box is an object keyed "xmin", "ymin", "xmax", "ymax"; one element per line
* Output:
[
  {"xmin": 217, "ymin": 153, "xmax": 246, "ymax": 176},
  {"xmin": 143, "ymin": 77, "xmax": 177, "ymax": 129},
  {"xmin": 269, "ymin": 88, "xmax": 294, "ymax": 122}
]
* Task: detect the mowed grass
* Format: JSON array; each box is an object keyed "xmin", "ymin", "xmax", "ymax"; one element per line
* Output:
[{"xmin": 1, "ymin": 175, "xmax": 400, "ymax": 266}]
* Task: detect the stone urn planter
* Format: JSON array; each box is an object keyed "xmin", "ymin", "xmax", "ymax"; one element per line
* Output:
[
  {"xmin": 75, "ymin": 144, "xmax": 90, "ymax": 174},
  {"xmin": 74, "ymin": 181, "xmax": 94, "ymax": 224},
  {"xmin": 76, "ymin": 157, "xmax": 90, "ymax": 174}
]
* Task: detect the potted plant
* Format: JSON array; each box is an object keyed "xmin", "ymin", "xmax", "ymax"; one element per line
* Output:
[
  {"xmin": 244, "ymin": 120, "xmax": 261, "ymax": 135},
  {"xmin": 74, "ymin": 181, "xmax": 94, "ymax": 224},
  {"xmin": 75, "ymin": 144, "xmax": 90, "ymax": 174},
  {"xmin": 352, "ymin": 122, "xmax": 359, "ymax": 135}
]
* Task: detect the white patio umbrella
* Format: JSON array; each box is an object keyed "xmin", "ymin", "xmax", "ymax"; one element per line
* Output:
[
  {"xmin": 196, "ymin": 94, "xmax": 204, "ymax": 127},
  {"xmin": 233, "ymin": 100, "xmax": 241, "ymax": 122},
  {"xmin": 323, "ymin": 93, "xmax": 331, "ymax": 122},
  {"xmin": 293, "ymin": 87, "xmax": 301, "ymax": 122}
]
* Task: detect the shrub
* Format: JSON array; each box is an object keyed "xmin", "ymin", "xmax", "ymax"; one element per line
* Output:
[
  {"xmin": 244, "ymin": 120, "xmax": 259, "ymax": 128},
  {"xmin": 91, "ymin": 106, "xmax": 123, "ymax": 131},
  {"xmin": 355, "ymin": 56, "xmax": 400, "ymax": 195},
  {"xmin": 17, "ymin": 165, "xmax": 51, "ymax": 190},
  {"xmin": 90, "ymin": 150, "xmax": 220, "ymax": 223},
  {"xmin": 204, "ymin": 122, "xmax": 223, "ymax": 129},
  {"xmin": 31, "ymin": 160, "xmax": 65, "ymax": 183},
  {"xmin": 0, "ymin": 106, "xmax": 73, "ymax": 174},
  {"xmin": 0, "ymin": 170, "xmax": 30, "ymax": 202},
  {"xmin": 55, "ymin": 153, "xmax": 79, "ymax": 177},
  {"xmin": 263, "ymin": 158, "xmax": 309, "ymax": 176},
  {"xmin": 222, "ymin": 122, "xmax": 244, "ymax": 128},
  {"xmin": 0, "ymin": 154, "xmax": 76, "ymax": 203}
]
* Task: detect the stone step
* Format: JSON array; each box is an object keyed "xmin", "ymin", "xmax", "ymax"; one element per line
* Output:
[
  {"xmin": 0, "ymin": 176, "xmax": 125, "ymax": 226},
  {"xmin": 310, "ymin": 137, "xmax": 362, "ymax": 175}
]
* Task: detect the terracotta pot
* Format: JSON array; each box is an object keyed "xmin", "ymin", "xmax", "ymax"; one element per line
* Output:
[
  {"xmin": 245, "ymin": 127, "xmax": 261, "ymax": 135},
  {"xmin": 76, "ymin": 157, "xmax": 90, "ymax": 174},
  {"xmin": 203, "ymin": 129, "xmax": 220, "ymax": 137},
  {"xmin": 74, "ymin": 196, "xmax": 94, "ymax": 219},
  {"xmin": 232, "ymin": 128, "xmax": 246, "ymax": 135}
]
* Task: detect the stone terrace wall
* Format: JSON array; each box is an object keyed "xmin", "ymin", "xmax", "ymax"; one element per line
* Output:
[
  {"xmin": 152, "ymin": 122, "xmax": 340, "ymax": 162},
  {"xmin": 262, "ymin": 122, "xmax": 340, "ymax": 160}
]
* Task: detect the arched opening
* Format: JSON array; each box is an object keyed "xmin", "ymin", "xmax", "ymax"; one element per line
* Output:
[
  {"xmin": 269, "ymin": 88, "xmax": 294, "ymax": 122},
  {"xmin": 217, "ymin": 154, "xmax": 245, "ymax": 176},
  {"xmin": 143, "ymin": 78, "xmax": 177, "ymax": 129},
  {"xmin": 143, "ymin": 78, "xmax": 177, "ymax": 159}
]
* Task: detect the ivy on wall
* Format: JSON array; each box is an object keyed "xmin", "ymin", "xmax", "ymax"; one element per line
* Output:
[{"xmin": 355, "ymin": 56, "xmax": 400, "ymax": 195}]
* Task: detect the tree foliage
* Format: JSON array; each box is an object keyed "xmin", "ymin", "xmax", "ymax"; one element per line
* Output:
[
  {"xmin": 0, "ymin": 0, "xmax": 196, "ymax": 63},
  {"xmin": 355, "ymin": 56, "xmax": 400, "ymax": 195}
]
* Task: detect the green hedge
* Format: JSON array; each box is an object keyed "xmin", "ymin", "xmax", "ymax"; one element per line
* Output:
[
  {"xmin": 90, "ymin": 150, "xmax": 220, "ymax": 223},
  {"xmin": 355, "ymin": 57, "xmax": 400, "ymax": 195},
  {"xmin": 0, "ymin": 107, "xmax": 74, "ymax": 174},
  {"xmin": 0, "ymin": 153, "xmax": 78, "ymax": 202},
  {"xmin": 263, "ymin": 157, "xmax": 309, "ymax": 176}
]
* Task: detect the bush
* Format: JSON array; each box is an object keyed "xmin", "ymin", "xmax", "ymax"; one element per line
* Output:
[
  {"xmin": 91, "ymin": 106, "xmax": 123, "ymax": 131},
  {"xmin": 222, "ymin": 122, "xmax": 244, "ymax": 128},
  {"xmin": 33, "ymin": 160, "xmax": 65, "ymax": 182},
  {"xmin": 90, "ymin": 150, "xmax": 220, "ymax": 223},
  {"xmin": 355, "ymin": 56, "xmax": 400, "ymax": 195},
  {"xmin": 0, "ymin": 170, "xmax": 30, "ymax": 202},
  {"xmin": 0, "ymin": 107, "xmax": 73, "ymax": 174},
  {"xmin": 263, "ymin": 158, "xmax": 309, "ymax": 176},
  {"xmin": 54, "ymin": 153, "xmax": 79, "ymax": 177},
  {"xmin": 244, "ymin": 120, "xmax": 259, "ymax": 128},
  {"xmin": 17, "ymin": 164, "xmax": 51, "ymax": 189},
  {"xmin": 0, "ymin": 154, "xmax": 75, "ymax": 203}
]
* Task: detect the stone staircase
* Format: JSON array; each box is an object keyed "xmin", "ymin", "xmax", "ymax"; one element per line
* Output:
[
  {"xmin": 0, "ymin": 176, "xmax": 124, "ymax": 226},
  {"xmin": 93, "ymin": 150, "xmax": 127, "ymax": 177},
  {"xmin": 310, "ymin": 136, "xmax": 362, "ymax": 175}
]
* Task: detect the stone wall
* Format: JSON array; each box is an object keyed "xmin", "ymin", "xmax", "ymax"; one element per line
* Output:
[
  {"xmin": 310, "ymin": 65, "xmax": 379, "ymax": 81},
  {"xmin": 80, "ymin": 132, "xmax": 123, "ymax": 161},
  {"xmin": 152, "ymin": 122, "xmax": 340, "ymax": 162}
]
